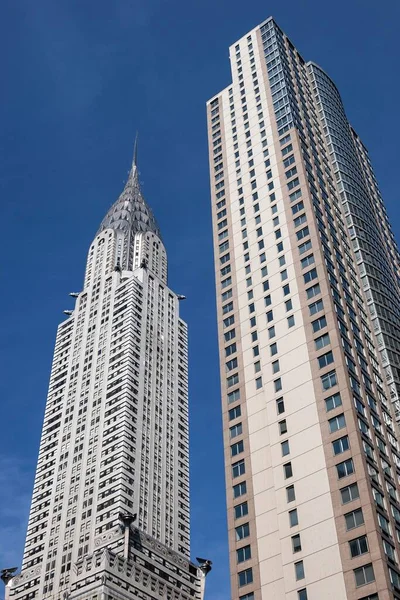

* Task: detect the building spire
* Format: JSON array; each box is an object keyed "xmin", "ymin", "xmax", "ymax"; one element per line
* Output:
[
  {"xmin": 96, "ymin": 140, "xmax": 161, "ymax": 242},
  {"xmin": 133, "ymin": 132, "xmax": 138, "ymax": 169},
  {"xmin": 128, "ymin": 133, "xmax": 139, "ymax": 186}
]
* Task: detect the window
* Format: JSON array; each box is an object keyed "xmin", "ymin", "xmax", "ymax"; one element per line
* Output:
[
  {"xmin": 266, "ymin": 310, "xmax": 273, "ymax": 322},
  {"xmin": 321, "ymin": 370, "xmax": 337, "ymax": 390},
  {"xmin": 223, "ymin": 315, "xmax": 235, "ymax": 328},
  {"xmin": 299, "ymin": 239, "xmax": 312, "ymax": 255},
  {"xmin": 390, "ymin": 568, "xmax": 400, "ymax": 590},
  {"xmin": 292, "ymin": 200, "xmax": 304, "ymax": 215},
  {"xmin": 235, "ymin": 523, "xmax": 250, "ymax": 542},
  {"xmin": 284, "ymin": 154, "xmax": 295, "ymax": 168},
  {"xmin": 270, "ymin": 342, "xmax": 278, "ymax": 356},
  {"xmin": 304, "ymin": 268, "xmax": 317, "ymax": 284},
  {"xmin": 383, "ymin": 539, "xmax": 396, "ymax": 562},
  {"xmin": 228, "ymin": 389, "xmax": 240, "ymax": 404},
  {"xmin": 341, "ymin": 483, "xmax": 359, "ymax": 504},
  {"xmin": 298, "ymin": 590, "xmax": 308, "ymax": 600},
  {"xmin": 234, "ymin": 502, "xmax": 248, "ymax": 519},
  {"xmin": 292, "ymin": 534, "xmax": 301, "ymax": 553},
  {"xmin": 283, "ymin": 284, "xmax": 290, "ymax": 296},
  {"xmin": 300, "ymin": 254, "xmax": 314, "ymax": 269},
  {"xmin": 274, "ymin": 378, "xmax": 282, "ymax": 392},
  {"xmin": 280, "ymin": 133, "xmax": 291, "ymax": 146},
  {"xmin": 281, "ymin": 440, "xmax": 290, "ymax": 456},
  {"xmin": 285, "ymin": 166, "xmax": 297, "ymax": 179},
  {"xmin": 272, "ymin": 360, "xmax": 280, "ymax": 374},
  {"xmin": 337, "ymin": 458, "xmax": 354, "ymax": 479},
  {"xmin": 237, "ymin": 545, "xmax": 251, "ymax": 563},
  {"xmin": 294, "ymin": 214, "xmax": 307, "ymax": 228},
  {"xmin": 230, "ymin": 423, "xmax": 243, "ymax": 438},
  {"xmin": 232, "ymin": 460, "xmax": 245, "ymax": 478},
  {"xmin": 282, "ymin": 143, "xmax": 293, "ymax": 155},
  {"xmin": 219, "ymin": 241, "xmax": 229, "ymax": 253},
  {"xmin": 387, "ymin": 481, "xmax": 397, "ymax": 501},
  {"xmin": 238, "ymin": 568, "xmax": 253, "ymax": 587},
  {"xmin": 286, "ymin": 485, "xmax": 296, "ymax": 502},
  {"xmin": 306, "ymin": 283, "xmax": 321, "ymax": 299},
  {"xmin": 284, "ymin": 462, "xmax": 293, "ymax": 479},
  {"xmin": 378, "ymin": 513, "xmax": 390, "ymax": 535},
  {"xmin": 268, "ymin": 326, "xmax": 276, "ymax": 339},
  {"xmin": 223, "ymin": 301, "xmax": 233, "ymax": 314},
  {"xmin": 309, "ymin": 299, "xmax": 323, "ymax": 315},
  {"xmin": 288, "ymin": 177, "xmax": 300, "ymax": 190},
  {"xmin": 329, "ymin": 413, "xmax": 346, "ymax": 433},
  {"xmin": 220, "ymin": 252, "xmax": 230, "ymax": 265},
  {"xmin": 227, "ymin": 374, "xmax": 239, "ymax": 388},
  {"xmin": 279, "ymin": 420, "xmax": 287, "ymax": 434},
  {"xmin": 289, "ymin": 508, "xmax": 298, "ymax": 526},
  {"xmin": 226, "ymin": 358, "xmax": 238, "ymax": 371},
  {"xmin": 255, "ymin": 377, "xmax": 263, "ymax": 390},
  {"xmin": 318, "ymin": 351, "xmax": 334, "ymax": 368},
  {"xmin": 225, "ymin": 329, "xmax": 236, "ymax": 341},
  {"xmin": 231, "ymin": 441, "xmax": 244, "ymax": 457},
  {"xmin": 333, "ymin": 435, "xmax": 350, "ymax": 455},
  {"xmin": 325, "ymin": 392, "xmax": 342, "ymax": 411},
  {"xmin": 349, "ymin": 535, "xmax": 368, "ymax": 558},
  {"xmin": 287, "ymin": 315, "xmax": 295, "ymax": 328},
  {"xmin": 253, "ymin": 345, "xmax": 259, "ymax": 357},
  {"xmin": 233, "ymin": 481, "xmax": 247, "ymax": 498},
  {"xmin": 277, "ymin": 397, "xmax": 285, "ymax": 414},
  {"xmin": 295, "ymin": 561, "xmax": 305, "ymax": 580},
  {"xmin": 222, "ymin": 289, "xmax": 233, "ymax": 302},
  {"xmin": 354, "ymin": 564, "xmax": 375, "ymax": 587},
  {"xmin": 315, "ymin": 333, "xmax": 330, "ymax": 350},
  {"xmin": 345, "ymin": 508, "xmax": 364, "ymax": 530},
  {"xmin": 285, "ymin": 299, "xmax": 293, "ymax": 312},
  {"xmin": 254, "ymin": 361, "xmax": 261, "ymax": 373},
  {"xmin": 229, "ymin": 406, "xmax": 241, "ymax": 420},
  {"xmin": 296, "ymin": 226, "xmax": 309, "ymax": 241},
  {"xmin": 357, "ymin": 595, "xmax": 378, "ymax": 600},
  {"xmin": 373, "ymin": 488, "xmax": 385, "ymax": 509},
  {"xmin": 289, "ymin": 188, "xmax": 302, "ymax": 202},
  {"xmin": 312, "ymin": 316, "xmax": 327, "ymax": 332},
  {"xmin": 239, "ymin": 595, "xmax": 254, "ymax": 600},
  {"xmin": 221, "ymin": 276, "xmax": 232, "ymax": 289}
]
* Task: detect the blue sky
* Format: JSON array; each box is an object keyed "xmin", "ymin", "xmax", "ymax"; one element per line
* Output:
[{"xmin": 0, "ymin": 1, "xmax": 399, "ymax": 598}]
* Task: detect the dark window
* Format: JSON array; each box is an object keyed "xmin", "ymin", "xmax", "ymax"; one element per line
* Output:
[
  {"xmin": 238, "ymin": 568, "xmax": 253, "ymax": 587},
  {"xmin": 349, "ymin": 535, "xmax": 368, "ymax": 558},
  {"xmin": 234, "ymin": 502, "xmax": 248, "ymax": 519}
]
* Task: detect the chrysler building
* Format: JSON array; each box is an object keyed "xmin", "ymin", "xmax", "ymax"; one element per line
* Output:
[{"xmin": 3, "ymin": 146, "xmax": 210, "ymax": 600}]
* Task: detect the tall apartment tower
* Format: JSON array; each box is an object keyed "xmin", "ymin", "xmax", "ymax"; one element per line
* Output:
[
  {"xmin": 207, "ymin": 17, "xmax": 400, "ymax": 600},
  {"xmin": 5, "ymin": 150, "xmax": 210, "ymax": 600}
]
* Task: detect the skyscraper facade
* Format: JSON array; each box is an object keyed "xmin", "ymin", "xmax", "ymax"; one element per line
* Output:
[
  {"xmin": 6, "ymin": 153, "xmax": 209, "ymax": 600},
  {"xmin": 207, "ymin": 17, "xmax": 400, "ymax": 600}
]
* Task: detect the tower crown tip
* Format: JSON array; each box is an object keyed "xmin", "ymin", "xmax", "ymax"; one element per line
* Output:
[{"xmin": 96, "ymin": 140, "xmax": 160, "ymax": 241}]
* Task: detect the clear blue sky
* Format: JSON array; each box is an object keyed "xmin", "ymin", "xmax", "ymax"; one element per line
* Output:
[{"xmin": 1, "ymin": 1, "xmax": 399, "ymax": 598}]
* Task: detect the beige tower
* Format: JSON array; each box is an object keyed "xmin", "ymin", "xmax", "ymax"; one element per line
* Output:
[{"xmin": 207, "ymin": 17, "xmax": 400, "ymax": 600}]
